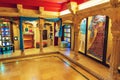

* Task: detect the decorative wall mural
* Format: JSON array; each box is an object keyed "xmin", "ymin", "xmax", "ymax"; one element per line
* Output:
[{"xmin": 87, "ymin": 15, "xmax": 106, "ymax": 60}]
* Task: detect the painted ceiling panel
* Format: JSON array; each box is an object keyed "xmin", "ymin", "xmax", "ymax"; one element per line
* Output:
[
  {"xmin": 40, "ymin": 0, "xmax": 69, "ymax": 3},
  {"xmin": 0, "ymin": 0, "xmax": 88, "ymax": 12},
  {"xmin": 0, "ymin": 3, "xmax": 16, "ymax": 8}
]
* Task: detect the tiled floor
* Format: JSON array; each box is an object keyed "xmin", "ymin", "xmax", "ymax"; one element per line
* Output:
[
  {"xmin": 0, "ymin": 46, "xmax": 120, "ymax": 80},
  {"xmin": 0, "ymin": 55, "xmax": 98, "ymax": 80}
]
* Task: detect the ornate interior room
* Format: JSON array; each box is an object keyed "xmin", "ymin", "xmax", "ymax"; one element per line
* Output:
[{"xmin": 0, "ymin": 0, "xmax": 120, "ymax": 80}]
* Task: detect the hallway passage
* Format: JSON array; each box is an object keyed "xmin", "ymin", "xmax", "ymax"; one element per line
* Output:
[{"xmin": 0, "ymin": 55, "xmax": 98, "ymax": 80}]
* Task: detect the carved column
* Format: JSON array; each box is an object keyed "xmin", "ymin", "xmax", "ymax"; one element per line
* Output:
[
  {"xmin": 68, "ymin": 1, "xmax": 79, "ymax": 60},
  {"xmin": 56, "ymin": 21, "xmax": 61, "ymax": 49},
  {"xmin": 73, "ymin": 15, "xmax": 81, "ymax": 60},
  {"xmin": 108, "ymin": 15, "xmax": 120, "ymax": 80},
  {"xmin": 39, "ymin": 19, "xmax": 44, "ymax": 53}
]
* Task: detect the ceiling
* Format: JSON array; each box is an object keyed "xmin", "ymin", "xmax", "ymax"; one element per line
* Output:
[{"xmin": 0, "ymin": 0, "xmax": 88, "ymax": 12}]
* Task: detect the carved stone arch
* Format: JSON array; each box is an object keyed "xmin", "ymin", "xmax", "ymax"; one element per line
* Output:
[
  {"xmin": 62, "ymin": 20, "xmax": 73, "ymax": 25},
  {"xmin": 74, "ymin": 16, "xmax": 84, "ymax": 26},
  {"xmin": 60, "ymin": 14, "xmax": 73, "ymax": 22},
  {"xmin": 62, "ymin": 17, "xmax": 73, "ymax": 22}
]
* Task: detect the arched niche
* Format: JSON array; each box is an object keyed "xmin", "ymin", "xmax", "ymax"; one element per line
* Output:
[{"xmin": 62, "ymin": 20, "xmax": 73, "ymax": 24}]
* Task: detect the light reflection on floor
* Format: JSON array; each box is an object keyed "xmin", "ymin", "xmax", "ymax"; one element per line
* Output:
[
  {"xmin": 0, "ymin": 56, "xmax": 98, "ymax": 80},
  {"xmin": 0, "ymin": 62, "xmax": 5, "ymax": 73},
  {"xmin": 63, "ymin": 48, "xmax": 71, "ymax": 56}
]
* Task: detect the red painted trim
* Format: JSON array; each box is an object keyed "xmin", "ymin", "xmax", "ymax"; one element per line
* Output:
[
  {"xmin": 0, "ymin": 3, "xmax": 16, "ymax": 8},
  {"xmin": 23, "ymin": 5, "xmax": 39, "ymax": 10},
  {"xmin": 0, "ymin": 16, "xmax": 19, "ymax": 22},
  {"xmin": 0, "ymin": 0, "xmax": 88, "ymax": 12},
  {"xmin": 0, "ymin": 0, "xmax": 61, "ymax": 7},
  {"xmin": 44, "ymin": 7, "xmax": 61, "ymax": 12},
  {"xmin": 77, "ymin": 0, "xmax": 88, "ymax": 4},
  {"xmin": 40, "ymin": 0, "xmax": 69, "ymax": 3}
]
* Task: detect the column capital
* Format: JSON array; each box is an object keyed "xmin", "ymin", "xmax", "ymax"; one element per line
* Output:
[
  {"xmin": 39, "ymin": 7, "xmax": 44, "ymax": 14},
  {"xmin": 67, "ymin": 2, "xmax": 78, "ymax": 15},
  {"xmin": 17, "ymin": 4, "xmax": 23, "ymax": 13}
]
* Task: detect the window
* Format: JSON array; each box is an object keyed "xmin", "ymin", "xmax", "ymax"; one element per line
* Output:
[{"xmin": 64, "ymin": 25, "xmax": 71, "ymax": 48}]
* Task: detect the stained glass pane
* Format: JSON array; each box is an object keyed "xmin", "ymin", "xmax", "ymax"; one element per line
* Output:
[
  {"xmin": 64, "ymin": 33, "xmax": 66, "ymax": 37},
  {"xmin": 64, "ymin": 24, "xmax": 71, "ymax": 48}
]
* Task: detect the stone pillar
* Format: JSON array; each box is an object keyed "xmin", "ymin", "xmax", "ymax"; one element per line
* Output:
[
  {"xmin": 39, "ymin": 19, "xmax": 44, "ymax": 53},
  {"xmin": 73, "ymin": 16, "xmax": 81, "ymax": 60},
  {"xmin": 74, "ymin": 31, "xmax": 79, "ymax": 60},
  {"xmin": 108, "ymin": 16, "xmax": 120, "ymax": 80},
  {"xmin": 57, "ymin": 21, "xmax": 61, "ymax": 49},
  {"xmin": 67, "ymin": 1, "xmax": 79, "ymax": 60},
  {"xmin": 71, "ymin": 24, "xmax": 74, "ymax": 51}
]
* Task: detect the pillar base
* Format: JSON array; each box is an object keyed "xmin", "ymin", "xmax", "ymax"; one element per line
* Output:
[
  {"xmin": 39, "ymin": 50, "xmax": 43, "ymax": 53},
  {"xmin": 21, "ymin": 50, "xmax": 25, "ymax": 56},
  {"xmin": 105, "ymin": 66, "xmax": 120, "ymax": 80},
  {"xmin": 73, "ymin": 53, "xmax": 79, "ymax": 60}
]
